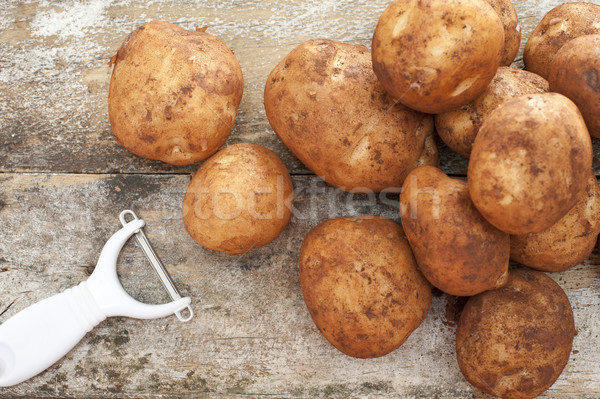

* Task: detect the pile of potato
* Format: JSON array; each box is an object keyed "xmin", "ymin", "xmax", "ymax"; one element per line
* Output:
[{"xmin": 107, "ymin": 1, "xmax": 600, "ymax": 398}]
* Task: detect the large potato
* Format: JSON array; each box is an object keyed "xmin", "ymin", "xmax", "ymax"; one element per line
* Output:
[
  {"xmin": 264, "ymin": 39, "xmax": 438, "ymax": 193},
  {"xmin": 456, "ymin": 269, "xmax": 575, "ymax": 399},
  {"xmin": 372, "ymin": 0, "xmax": 504, "ymax": 114},
  {"xmin": 511, "ymin": 174, "xmax": 600, "ymax": 272},
  {"xmin": 182, "ymin": 143, "xmax": 293, "ymax": 255},
  {"xmin": 468, "ymin": 93, "xmax": 593, "ymax": 235},
  {"xmin": 400, "ymin": 166, "xmax": 509, "ymax": 296},
  {"xmin": 485, "ymin": 0, "xmax": 521, "ymax": 66},
  {"xmin": 524, "ymin": 2, "xmax": 600, "ymax": 79},
  {"xmin": 549, "ymin": 34, "xmax": 600, "ymax": 138},
  {"xmin": 436, "ymin": 67, "xmax": 548, "ymax": 158},
  {"xmin": 299, "ymin": 216, "xmax": 431, "ymax": 358},
  {"xmin": 109, "ymin": 21, "xmax": 244, "ymax": 165}
]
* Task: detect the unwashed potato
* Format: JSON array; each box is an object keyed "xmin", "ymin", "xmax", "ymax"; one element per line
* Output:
[
  {"xmin": 524, "ymin": 2, "xmax": 600, "ymax": 79},
  {"xmin": 264, "ymin": 39, "xmax": 438, "ymax": 193},
  {"xmin": 400, "ymin": 166, "xmax": 509, "ymax": 296},
  {"xmin": 436, "ymin": 67, "xmax": 548, "ymax": 158},
  {"xmin": 109, "ymin": 21, "xmax": 244, "ymax": 165},
  {"xmin": 182, "ymin": 143, "xmax": 293, "ymax": 255},
  {"xmin": 485, "ymin": 0, "xmax": 521, "ymax": 66},
  {"xmin": 468, "ymin": 93, "xmax": 593, "ymax": 235},
  {"xmin": 549, "ymin": 34, "xmax": 600, "ymax": 138},
  {"xmin": 511, "ymin": 174, "xmax": 600, "ymax": 272},
  {"xmin": 372, "ymin": 0, "xmax": 504, "ymax": 114},
  {"xmin": 457, "ymin": 269, "xmax": 575, "ymax": 399},
  {"xmin": 299, "ymin": 216, "xmax": 431, "ymax": 358}
]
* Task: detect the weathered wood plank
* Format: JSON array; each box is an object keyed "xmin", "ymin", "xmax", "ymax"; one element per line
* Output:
[
  {"xmin": 0, "ymin": 173, "xmax": 599, "ymax": 398},
  {"xmin": 1, "ymin": 0, "xmax": 600, "ymax": 176}
]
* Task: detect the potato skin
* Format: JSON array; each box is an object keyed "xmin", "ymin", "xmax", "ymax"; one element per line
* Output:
[
  {"xmin": 400, "ymin": 166, "xmax": 509, "ymax": 296},
  {"xmin": 435, "ymin": 67, "xmax": 548, "ymax": 158},
  {"xmin": 468, "ymin": 93, "xmax": 593, "ymax": 235},
  {"xmin": 511, "ymin": 174, "xmax": 600, "ymax": 272},
  {"xmin": 456, "ymin": 269, "xmax": 575, "ymax": 399},
  {"xmin": 109, "ymin": 21, "xmax": 244, "ymax": 165},
  {"xmin": 524, "ymin": 2, "xmax": 600, "ymax": 79},
  {"xmin": 549, "ymin": 35, "xmax": 600, "ymax": 138},
  {"xmin": 299, "ymin": 216, "xmax": 431, "ymax": 358},
  {"xmin": 182, "ymin": 143, "xmax": 293, "ymax": 255},
  {"xmin": 485, "ymin": 0, "xmax": 521, "ymax": 66},
  {"xmin": 372, "ymin": 0, "xmax": 504, "ymax": 114},
  {"xmin": 264, "ymin": 39, "xmax": 438, "ymax": 193}
]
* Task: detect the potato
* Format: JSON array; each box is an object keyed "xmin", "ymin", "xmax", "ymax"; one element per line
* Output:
[
  {"xmin": 182, "ymin": 143, "xmax": 293, "ymax": 255},
  {"xmin": 371, "ymin": 0, "xmax": 504, "ymax": 114},
  {"xmin": 456, "ymin": 269, "xmax": 575, "ymax": 399},
  {"xmin": 524, "ymin": 2, "xmax": 600, "ymax": 80},
  {"xmin": 485, "ymin": 0, "xmax": 521, "ymax": 66},
  {"xmin": 299, "ymin": 216, "xmax": 431, "ymax": 358},
  {"xmin": 264, "ymin": 39, "xmax": 438, "ymax": 193},
  {"xmin": 109, "ymin": 21, "xmax": 244, "ymax": 165},
  {"xmin": 511, "ymin": 174, "xmax": 600, "ymax": 272},
  {"xmin": 468, "ymin": 93, "xmax": 593, "ymax": 235},
  {"xmin": 436, "ymin": 67, "xmax": 548, "ymax": 158},
  {"xmin": 549, "ymin": 34, "xmax": 600, "ymax": 138},
  {"xmin": 400, "ymin": 166, "xmax": 509, "ymax": 296}
]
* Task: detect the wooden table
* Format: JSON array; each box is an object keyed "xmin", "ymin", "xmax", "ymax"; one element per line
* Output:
[{"xmin": 1, "ymin": 0, "xmax": 599, "ymax": 397}]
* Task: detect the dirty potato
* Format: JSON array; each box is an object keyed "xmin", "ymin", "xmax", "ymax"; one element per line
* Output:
[
  {"xmin": 549, "ymin": 34, "xmax": 600, "ymax": 138},
  {"xmin": 299, "ymin": 216, "xmax": 431, "ymax": 358},
  {"xmin": 511, "ymin": 174, "xmax": 600, "ymax": 272},
  {"xmin": 457, "ymin": 269, "xmax": 575, "ymax": 399},
  {"xmin": 182, "ymin": 143, "xmax": 293, "ymax": 255},
  {"xmin": 436, "ymin": 67, "xmax": 549, "ymax": 158},
  {"xmin": 468, "ymin": 93, "xmax": 593, "ymax": 235},
  {"xmin": 372, "ymin": 0, "xmax": 505, "ymax": 113},
  {"xmin": 524, "ymin": 2, "xmax": 600, "ymax": 79},
  {"xmin": 485, "ymin": 0, "xmax": 521, "ymax": 66},
  {"xmin": 109, "ymin": 21, "xmax": 244, "ymax": 165},
  {"xmin": 264, "ymin": 39, "xmax": 438, "ymax": 193},
  {"xmin": 400, "ymin": 166, "xmax": 509, "ymax": 296}
]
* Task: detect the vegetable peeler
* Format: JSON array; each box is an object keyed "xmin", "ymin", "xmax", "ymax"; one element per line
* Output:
[{"xmin": 0, "ymin": 210, "xmax": 193, "ymax": 387}]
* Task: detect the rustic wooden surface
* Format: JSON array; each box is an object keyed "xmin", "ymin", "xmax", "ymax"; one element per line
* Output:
[{"xmin": 0, "ymin": 0, "xmax": 599, "ymax": 398}]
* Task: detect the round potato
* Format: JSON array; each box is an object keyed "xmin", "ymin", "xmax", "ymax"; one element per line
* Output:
[
  {"xmin": 299, "ymin": 216, "xmax": 431, "ymax": 358},
  {"xmin": 182, "ymin": 143, "xmax": 293, "ymax": 255},
  {"xmin": 264, "ymin": 39, "xmax": 438, "ymax": 193},
  {"xmin": 109, "ymin": 21, "xmax": 244, "ymax": 165},
  {"xmin": 436, "ymin": 67, "xmax": 548, "ymax": 158},
  {"xmin": 511, "ymin": 174, "xmax": 600, "ymax": 272},
  {"xmin": 549, "ymin": 34, "xmax": 600, "ymax": 138},
  {"xmin": 372, "ymin": 0, "xmax": 504, "ymax": 114},
  {"xmin": 457, "ymin": 269, "xmax": 575, "ymax": 399},
  {"xmin": 468, "ymin": 93, "xmax": 593, "ymax": 235},
  {"xmin": 485, "ymin": 0, "xmax": 521, "ymax": 66},
  {"xmin": 524, "ymin": 2, "xmax": 600, "ymax": 79},
  {"xmin": 400, "ymin": 166, "xmax": 509, "ymax": 296}
]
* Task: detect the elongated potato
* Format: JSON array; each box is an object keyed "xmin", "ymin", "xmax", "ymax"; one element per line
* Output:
[
  {"xmin": 400, "ymin": 166, "xmax": 509, "ymax": 296},
  {"xmin": 485, "ymin": 0, "xmax": 521, "ymax": 66},
  {"xmin": 299, "ymin": 216, "xmax": 431, "ymax": 358},
  {"xmin": 265, "ymin": 39, "xmax": 438, "ymax": 193}
]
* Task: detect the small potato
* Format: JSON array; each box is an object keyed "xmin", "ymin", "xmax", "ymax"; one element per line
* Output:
[
  {"xmin": 372, "ymin": 0, "xmax": 504, "ymax": 113},
  {"xmin": 549, "ymin": 35, "xmax": 600, "ymax": 138},
  {"xmin": 524, "ymin": 2, "xmax": 600, "ymax": 79},
  {"xmin": 436, "ymin": 67, "xmax": 548, "ymax": 158},
  {"xmin": 299, "ymin": 216, "xmax": 431, "ymax": 358},
  {"xmin": 400, "ymin": 166, "xmax": 509, "ymax": 296},
  {"xmin": 456, "ymin": 269, "xmax": 575, "ymax": 399},
  {"xmin": 109, "ymin": 21, "xmax": 244, "ymax": 165},
  {"xmin": 264, "ymin": 39, "xmax": 438, "ymax": 192},
  {"xmin": 182, "ymin": 143, "xmax": 293, "ymax": 255},
  {"xmin": 511, "ymin": 174, "xmax": 600, "ymax": 272},
  {"xmin": 468, "ymin": 93, "xmax": 593, "ymax": 234},
  {"xmin": 485, "ymin": 0, "xmax": 521, "ymax": 66}
]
